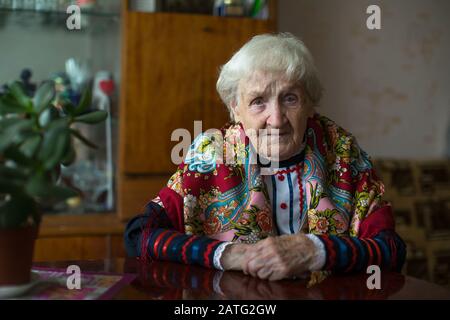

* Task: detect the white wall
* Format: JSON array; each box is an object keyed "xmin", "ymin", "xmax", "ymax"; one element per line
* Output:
[{"xmin": 279, "ymin": 0, "xmax": 450, "ymax": 159}]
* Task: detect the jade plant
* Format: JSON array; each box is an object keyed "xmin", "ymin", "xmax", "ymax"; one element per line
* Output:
[{"xmin": 0, "ymin": 81, "xmax": 107, "ymax": 229}]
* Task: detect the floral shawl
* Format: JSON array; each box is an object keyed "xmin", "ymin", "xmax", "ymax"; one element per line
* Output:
[{"xmin": 159, "ymin": 113, "xmax": 386, "ymax": 243}]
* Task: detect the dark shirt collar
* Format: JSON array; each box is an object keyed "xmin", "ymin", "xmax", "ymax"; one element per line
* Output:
[{"xmin": 258, "ymin": 145, "xmax": 306, "ymax": 169}]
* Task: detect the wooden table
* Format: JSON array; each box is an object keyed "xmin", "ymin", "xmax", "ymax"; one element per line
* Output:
[{"xmin": 33, "ymin": 258, "xmax": 450, "ymax": 300}]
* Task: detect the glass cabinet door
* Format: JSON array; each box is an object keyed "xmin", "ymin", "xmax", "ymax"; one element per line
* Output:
[{"xmin": 0, "ymin": 0, "xmax": 121, "ymax": 215}]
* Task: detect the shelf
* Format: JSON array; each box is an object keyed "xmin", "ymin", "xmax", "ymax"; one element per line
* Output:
[
  {"xmin": 0, "ymin": 7, "xmax": 120, "ymax": 31},
  {"xmin": 0, "ymin": 7, "xmax": 119, "ymax": 17}
]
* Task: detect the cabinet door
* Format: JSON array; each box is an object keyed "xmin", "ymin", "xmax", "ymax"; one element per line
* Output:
[{"xmin": 119, "ymin": 12, "xmax": 275, "ymax": 175}]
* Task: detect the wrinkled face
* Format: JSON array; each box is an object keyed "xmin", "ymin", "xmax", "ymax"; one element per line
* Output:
[{"xmin": 232, "ymin": 70, "xmax": 314, "ymax": 161}]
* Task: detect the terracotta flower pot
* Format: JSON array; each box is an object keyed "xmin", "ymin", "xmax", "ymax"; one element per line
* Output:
[{"xmin": 0, "ymin": 225, "xmax": 39, "ymax": 286}]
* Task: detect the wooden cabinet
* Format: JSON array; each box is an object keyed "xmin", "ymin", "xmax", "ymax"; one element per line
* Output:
[
  {"xmin": 118, "ymin": 1, "xmax": 277, "ymax": 220},
  {"xmin": 35, "ymin": 214, "xmax": 126, "ymax": 262}
]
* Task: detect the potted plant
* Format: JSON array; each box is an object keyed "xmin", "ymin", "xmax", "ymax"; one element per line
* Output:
[{"xmin": 0, "ymin": 80, "xmax": 107, "ymax": 286}]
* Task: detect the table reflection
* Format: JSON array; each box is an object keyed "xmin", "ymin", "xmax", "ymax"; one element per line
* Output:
[{"xmin": 122, "ymin": 258, "xmax": 407, "ymax": 300}]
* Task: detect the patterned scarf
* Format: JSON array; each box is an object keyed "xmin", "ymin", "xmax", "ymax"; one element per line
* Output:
[{"xmin": 169, "ymin": 113, "xmax": 385, "ymax": 242}]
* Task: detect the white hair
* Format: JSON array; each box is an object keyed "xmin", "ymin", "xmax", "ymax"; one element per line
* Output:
[{"xmin": 216, "ymin": 33, "xmax": 323, "ymax": 120}]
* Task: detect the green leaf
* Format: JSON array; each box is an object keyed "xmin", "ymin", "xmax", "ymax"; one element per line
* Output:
[
  {"xmin": 0, "ymin": 164, "xmax": 27, "ymax": 180},
  {"xmin": 74, "ymin": 87, "xmax": 92, "ymax": 116},
  {"xmin": 47, "ymin": 117, "xmax": 70, "ymax": 130},
  {"xmin": 38, "ymin": 125, "xmax": 70, "ymax": 170},
  {"xmin": 25, "ymin": 172, "xmax": 50, "ymax": 198},
  {"xmin": 74, "ymin": 110, "xmax": 108, "ymax": 124},
  {"xmin": 19, "ymin": 134, "xmax": 42, "ymax": 158},
  {"xmin": 3, "ymin": 118, "xmax": 33, "ymax": 135},
  {"xmin": 3, "ymin": 146, "xmax": 34, "ymax": 166},
  {"xmin": 38, "ymin": 125, "xmax": 62, "ymax": 162},
  {"xmin": 62, "ymin": 102, "xmax": 76, "ymax": 116},
  {"xmin": 38, "ymin": 106, "xmax": 60, "ymax": 128},
  {"xmin": 25, "ymin": 172, "xmax": 78, "ymax": 202},
  {"xmin": 0, "ymin": 176, "xmax": 24, "ymax": 194},
  {"xmin": 0, "ymin": 194, "xmax": 36, "ymax": 228},
  {"xmin": 33, "ymin": 81, "xmax": 55, "ymax": 113},
  {"xmin": 0, "ymin": 165, "xmax": 27, "ymax": 194},
  {"xmin": 70, "ymin": 128, "xmax": 98, "ymax": 149},
  {"xmin": 0, "ymin": 94, "xmax": 28, "ymax": 115},
  {"xmin": 0, "ymin": 119, "xmax": 34, "ymax": 152},
  {"xmin": 0, "ymin": 117, "xmax": 22, "ymax": 131},
  {"xmin": 61, "ymin": 142, "xmax": 76, "ymax": 166},
  {"xmin": 9, "ymin": 81, "xmax": 32, "ymax": 111},
  {"xmin": 47, "ymin": 131, "xmax": 70, "ymax": 169}
]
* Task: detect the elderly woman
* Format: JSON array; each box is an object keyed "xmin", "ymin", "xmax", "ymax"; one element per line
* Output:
[{"xmin": 124, "ymin": 33, "xmax": 406, "ymax": 281}]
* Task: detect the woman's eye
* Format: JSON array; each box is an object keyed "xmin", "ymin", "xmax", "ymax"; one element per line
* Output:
[
  {"xmin": 250, "ymin": 97, "xmax": 264, "ymax": 107},
  {"xmin": 283, "ymin": 94, "xmax": 298, "ymax": 105}
]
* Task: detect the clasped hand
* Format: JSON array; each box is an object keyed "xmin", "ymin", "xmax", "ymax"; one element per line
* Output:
[{"xmin": 221, "ymin": 233, "xmax": 317, "ymax": 281}]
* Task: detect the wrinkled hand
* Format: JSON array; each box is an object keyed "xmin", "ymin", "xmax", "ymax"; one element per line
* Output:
[
  {"xmin": 242, "ymin": 234, "xmax": 317, "ymax": 281},
  {"xmin": 220, "ymin": 243, "xmax": 252, "ymax": 271}
]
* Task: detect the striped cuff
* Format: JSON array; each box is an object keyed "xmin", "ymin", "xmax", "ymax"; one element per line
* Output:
[
  {"xmin": 145, "ymin": 228, "xmax": 224, "ymax": 268},
  {"xmin": 313, "ymin": 231, "xmax": 407, "ymax": 273}
]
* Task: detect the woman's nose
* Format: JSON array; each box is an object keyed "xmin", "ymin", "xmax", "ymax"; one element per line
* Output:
[{"xmin": 266, "ymin": 103, "xmax": 286, "ymax": 128}]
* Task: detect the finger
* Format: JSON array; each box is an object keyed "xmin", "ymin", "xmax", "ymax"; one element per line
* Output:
[
  {"xmin": 243, "ymin": 263, "xmax": 248, "ymax": 275},
  {"xmin": 242, "ymin": 256, "xmax": 250, "ymax": 275},
  {"xmin": 246, "ymin": 257, "xmax": 265, "ymax": 278},
  {"xmin": 245, "ymin": 258, "xmax": 258, "ymax": 277},
  {"xmin": 268, "ymin": 271, "xmax": 283, "ymax": 281},
  {"xmin": 268, "ymin": 265, "xmax": 289, "ymax": 281},
  {"xmin": 256, "ymin": 267, "xmax": 273, "ymax": 280},
  {"xmin": 242, "ymin": 254, "xmax": 252, "ymax": 275},
  {"xmin": 245, "ymin": 249, "xmax": 280, "ymax": 278},
  {"xmin": 242, "ymin": 250, "xmax": 268, "ymax": 275}
]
